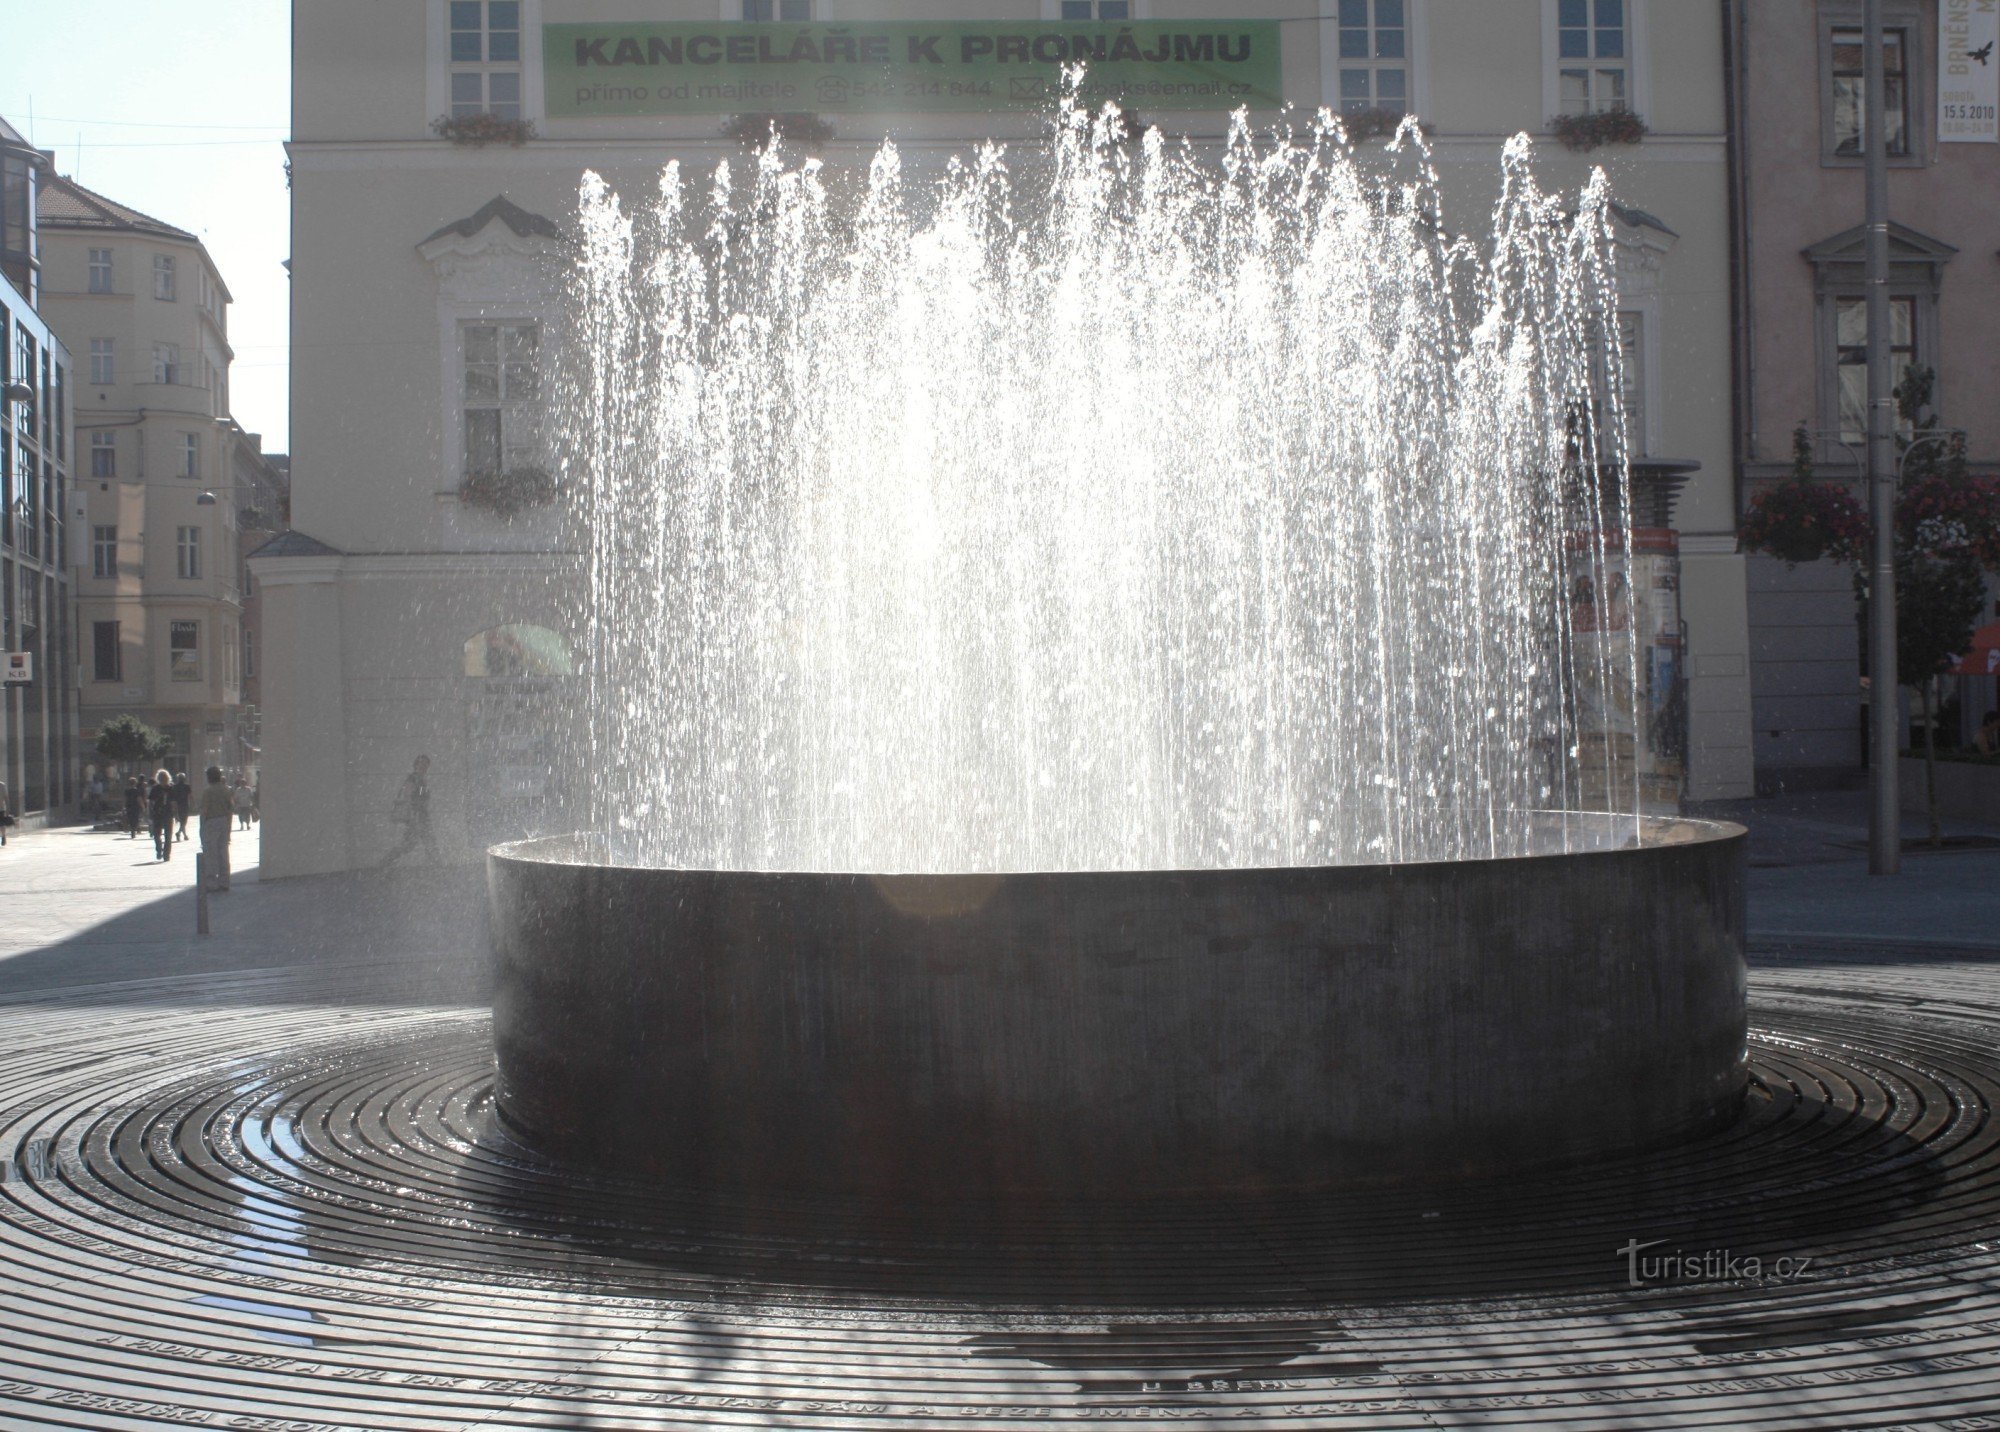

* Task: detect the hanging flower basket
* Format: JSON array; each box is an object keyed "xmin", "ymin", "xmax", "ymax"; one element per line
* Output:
[
  {"xmin": 458, "ymin": 465, "xmax": 557, "ymax": 518},
  {"xmin": 1341, "ymin": 106, "xmax": 1430, "ymax": 142},
  {"xmin": 722, "ymin": 112, "xmax": 835, "ymax": 150},
  {"xmin": 1549, "ymin": 109, "xmax": 1648, "ymax": 152},
  {"xmin": 431, "ymin": 113, "xmax": 537, "ymax": 147},
  {"xmin": 1739, "ymin": 481, "xmax": 1870, "ymax": 566}
]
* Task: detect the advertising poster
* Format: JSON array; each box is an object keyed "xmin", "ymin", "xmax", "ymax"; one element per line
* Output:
[
  {"xmin": 1940, "ymin": 0, "xmax": 2000, "ymax": 143},
  {"xmin": 544, "ymin": 21, "xmax": 1283, "ymax": 118}
]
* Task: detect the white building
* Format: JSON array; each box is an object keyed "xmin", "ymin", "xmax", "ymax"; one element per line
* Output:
[{"xmin": 266, "ymin": 0, "xmax": 1750, "ymax": 877}]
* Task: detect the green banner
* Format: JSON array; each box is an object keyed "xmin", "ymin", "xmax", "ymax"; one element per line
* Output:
[{"xmin": 543, "ymin": 21, "xmax": 1283, "ymax": 118}]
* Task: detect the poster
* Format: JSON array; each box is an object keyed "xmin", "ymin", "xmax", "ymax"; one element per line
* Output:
[
  {"xmin": 1940, "ymin": 0, "xmax": 1999, "ymax": 143},
  {"xmin": 544, "ymin": 21, "xmax": 1283, "ymax": 118}
]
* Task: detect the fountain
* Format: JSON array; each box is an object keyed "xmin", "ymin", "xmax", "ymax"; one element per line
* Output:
[{"xmin": 489, "ymin": 104, "xmax": 1745, "ymax": 1198}]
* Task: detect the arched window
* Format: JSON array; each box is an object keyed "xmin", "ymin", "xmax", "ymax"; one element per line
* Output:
[{"xmin": 463, "ymin": 623, "xmax": 574, "ymax": 677}]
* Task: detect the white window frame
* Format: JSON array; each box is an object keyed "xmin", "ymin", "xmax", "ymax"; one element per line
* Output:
[
  {"xmin": 1542, "ymin": 0, "xmax": 1648, "ymax": 122},
  {"xmin": 153, "ymin": 342, "xmax": 180, "ymax": 385},
  {"xmin": 88, "ymin": 339, "xmax": 113, "ymax": 386},
  {"xmin": 176, "ymin": 525, "xmax": 202, "ymax": 580},
  {"xmin": 1042, "ymin": 0, "xmax": 1147, "ymax": 18},
  {"xmin": 1320, "ymin": 0, "xmax": 1427, "ymax": 120},
  {"xmin": 459, "ymin": 319, "xmax": 543, "ymax": 479},
  {"xmin": 739, "ymin": 0, "xmax": 814, "ymax": 18},
  {"xmin": 92, "ymin": 525, "xmax": 118, "ymax": 579},
  {"xmin": 180, "ymin": 431, "xmax": 201, "ymax": 479},
  {"xmin": 90, "ymin": 430, "xmax": 115, "ymax": 478},
  {"xmin": 430, "ymin": 0, "xmax": 543, "ymax": 124},
  {"xmin": 153, "ymin": 253, "xmax": 177, "ymax": 301},
  {"xmin": 87, "ymin": 248, "xmax": 112, "ymax": 293}
]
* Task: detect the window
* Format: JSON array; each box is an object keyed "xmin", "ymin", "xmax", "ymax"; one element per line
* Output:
[
  {"xmin": 92, "ymin": 525, "xmax": 117, "ymax": 578},
  {"xmin": 88, "ymin": 248, "xmax": 112, "ymax": 293},
  {"xmin": 1834, "ymin": 296, "xmax": 1916, "ymax": 443},
  {"xmin": 244, "ymin": 625, "xmax": 254, "ymax": 680},
  {"xmin": 1830, "ymin": 26, "xmax": 1910, "ymax": 159},
  {"xmin": 1586, "ymin": 311, "xmax": 1646, "ymax": 459},
  {"xmin": 170, "ymin": 620, "xmax": 200, "ymax": 681},
  {"xmin": 177, "ymin": 525, "xmax": 202, "ymax": 579},
  {"xmin": 14, "ymin": 327, "xmax": 35, "ymax": 437},
  {"xmin": 153, "ymin": 342, "xmax": 180, "ymax": 385},
  {"xmin": 90, "ymin": 431, "xmax": 115, "ymax": 478},
  {"xmin": 92, "ymin": 621, "xmax": 120, "ymax": 682},
  {"xmin": 1335, "ymin": 0, "xmax": 1407, "ymax": 115},
  {"xmin": 153, "ymin": 253, "xmax": 177, "ymax": 301},
  {"xmin": 1556, "ymin": 0, "xmax": 1628, "ymax": 115},
  {"xmin": 449, "ymin": 1, "xmax": 523, "ymax": 119},
  {"xmin": 745, "ymin": 0, "xmax": 813, "ymax": 16},
  {"xmin": 88, "ymin": 338, "xmax": 113, "ymax": 386},
  {"xmin": 179, "ymin": 431, "xmax": 201, "ymax": 479},
  {"xmin": 462, "ymin": 321, "xmax": 541, "ymax": 476}
]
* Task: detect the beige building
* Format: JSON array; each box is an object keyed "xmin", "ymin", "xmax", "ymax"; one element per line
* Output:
[
  {"xmin": 37, "ymin": 175, "xmax": 283, "ymax": 783},
  {"xmin": 1726, "ymin": 0, "xmax": 2000, "ymax": 789},
  {"xmin": 268, "ymin": 0, "xmax": 1749, "ymax": 877}
]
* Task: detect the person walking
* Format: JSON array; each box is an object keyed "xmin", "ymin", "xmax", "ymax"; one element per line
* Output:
[
  {"xmin": 171, "ymin": 772, "xmax": 192, "ymax": 843},
  {"xmin": 231, "ymin": 777, "xmax": 256, "ymax": 830},
  {"xmin": 123, "ymin": 777, "xmax": 144, "ymax": 839},
  {"xmin": 147, "ymin": 770, "xmax": 175, "ymax": 861},
  {"xmin": 198, "ymin": 766, "xmax": 233, "ymax": 892},
  {"xmin": 379, "ymin": 755, "xmax": 440, "ymax": 867}
]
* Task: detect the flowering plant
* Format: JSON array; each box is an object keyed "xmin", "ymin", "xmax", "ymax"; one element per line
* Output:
[
  {"xmin": 1341, "ymin": 106, "xmax": 1427, "ymax": 142},
  {"xmin": 1549, "ymin": 108, "xmax": 1648, "ymax": 151},
  {"xmin": 431, "ymin": 113, "xmax": 536, "ymax": 147},
  {"xmin": 458, "ymin": 465, "xmax": 556, "ymax": 517},
  {"xmin": 722, "ymin": 112, "xmax": 835, "ymax": 150},
  {"xmin": 1738, "ymin": 427, "xmax": 1869, "ymax": 565}
]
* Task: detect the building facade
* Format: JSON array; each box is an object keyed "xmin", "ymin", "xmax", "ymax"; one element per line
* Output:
[
  {"xmin": 1726, "ymin": 0, "xmax": 2000, "ymax": 790},
  {"xmin": 0, "ymin": 118, "xmax": 78, "ymax": 826},
  {"xmin": 269, "ymin": 0, "xmax": 1748, "ymax": 877},
  {"xmin": 37, "ymin": 174, "xmax": 282, "ymax": 785}
]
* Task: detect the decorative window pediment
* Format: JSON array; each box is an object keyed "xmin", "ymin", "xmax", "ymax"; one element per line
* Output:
[
  {"xmin": 1803, "ymin": 221, "xmax": 1956, "ymax": 294},
  {"xmin": 417, "ymin": 195, "xmax": 566, "ymax": 302}
]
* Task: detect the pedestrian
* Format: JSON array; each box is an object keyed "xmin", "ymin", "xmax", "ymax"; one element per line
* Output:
[
  {"xmin": 199, "ymin": 766, "xmax": 233, "ymax": 892},
  {"xmin": 147, "ymin": 770, "xmax": 175, "ymax": 861},
  {"xmin": 171, "ymin": 772, "xmax": 192, "ymax": 842},
  {"xmin": 379, "ymin": 754, "xmax": 440, "ymax": 867},
  {"xmin": 123, "ymin": 777, "xmax": 144, "ymax": 839},
  {"xmin": 231, "ymin": 776, "xmax": 256, "ymax": 830}
]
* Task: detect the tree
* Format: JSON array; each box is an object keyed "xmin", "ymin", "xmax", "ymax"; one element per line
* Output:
[
  {"xmin": 95, "ymin": 714, "xmax": 171, "ymax": 769},
  {"xmin": 1739, "ymin": 370, "xmax": 2000, "ymax": 845}
]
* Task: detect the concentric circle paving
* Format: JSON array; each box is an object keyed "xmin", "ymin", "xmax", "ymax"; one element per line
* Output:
[{"xmin": 4, "ymin": 948, "xmax": 2000, "ymax": 1428}]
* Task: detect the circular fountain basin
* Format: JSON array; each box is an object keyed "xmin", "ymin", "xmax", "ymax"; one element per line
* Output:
[{"xmin": 488, "ymin": 814, "xmax": 1746, "ymax": 1198}]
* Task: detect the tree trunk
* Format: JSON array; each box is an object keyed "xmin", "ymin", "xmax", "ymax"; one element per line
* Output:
[{"xmin": 1924, "ymin": 678, "xmax": 1942, "ymax": 848}]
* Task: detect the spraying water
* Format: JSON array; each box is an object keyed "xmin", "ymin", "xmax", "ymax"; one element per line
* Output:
[{"xmin": 563, "ymin": 100, "xmax": 1636, "ymax": 873}]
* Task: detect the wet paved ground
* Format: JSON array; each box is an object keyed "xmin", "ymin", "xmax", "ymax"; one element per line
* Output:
[{"xmin": 2, "ymin": 802, "xmax": 1999, "ymax": 1428}]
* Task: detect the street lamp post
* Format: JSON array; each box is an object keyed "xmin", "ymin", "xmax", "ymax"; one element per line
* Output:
[{"xmin": 1863, "ymin": 0, "xmax": 1900, "ymax": 875}]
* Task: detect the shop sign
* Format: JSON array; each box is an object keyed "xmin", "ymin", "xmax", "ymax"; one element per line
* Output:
[
  {"xmin": 1940, "ymin": 0, "xmax": 1999, "ymax": 143},
  {"xmin": 2, "ymin": 653, "xmax": 29, "ymax": 684},
  {"xmin": 543, "ymin": 21, "xmax": 1283, "ymax": 118}
]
